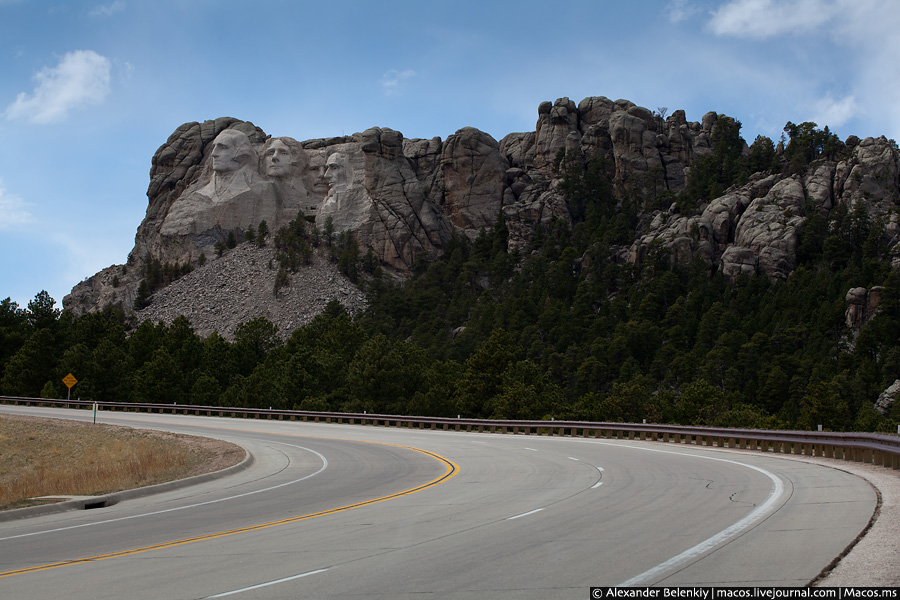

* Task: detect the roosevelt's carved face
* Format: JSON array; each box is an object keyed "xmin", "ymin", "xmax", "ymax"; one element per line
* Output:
[
  {"xmin": 264, "ymin": 139, "xmax": 291, "ymax": 178},
  {"xmin": 210, "ymin": 130, "xmax": 253, "ymax": 174},
  {"xmin": 325, "ymin": 153, "xmax": 349, "ymax": 191}
]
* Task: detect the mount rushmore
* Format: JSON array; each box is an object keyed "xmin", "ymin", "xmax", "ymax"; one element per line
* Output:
[{"xmin": 64, "ymin": 95, "xmax": 900, "ymax": 323}]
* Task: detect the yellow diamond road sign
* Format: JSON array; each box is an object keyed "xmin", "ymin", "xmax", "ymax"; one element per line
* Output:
[{"xmin": 62, "ymin": 373, "xmax": 78, "ymax": 389}]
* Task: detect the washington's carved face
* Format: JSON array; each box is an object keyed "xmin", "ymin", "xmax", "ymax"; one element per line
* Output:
[
  {"xmin": 325, "ymin": 153, "xmax": 349, "ymax": 190},
  {"xmin": 264, "ymin": 139, "xmax": 291, "ymax": 177},
  {"xmin": 210, "ymin": 130, "xmax": 252, "ymax": 174}
]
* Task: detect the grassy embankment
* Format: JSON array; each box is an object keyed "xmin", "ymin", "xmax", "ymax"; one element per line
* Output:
[{"xmin": 0, "ymin": 414, "xmax": 243, "ymax": 510}]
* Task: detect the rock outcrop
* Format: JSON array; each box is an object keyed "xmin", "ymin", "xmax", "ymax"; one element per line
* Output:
[
  {"xmin": 875, "ymin": 379, "xmax": 900, "ymax": 416},
  {"xmin": 65, "ymin": 95, "xmax": 900, "ymax": 335},
  {"xmin": 631, "ymin": 136, "xmax": 900, "ymax": 279},
  {"xmin": 845, "ymin": 285, "xmax": 884, "ymax": 329}
]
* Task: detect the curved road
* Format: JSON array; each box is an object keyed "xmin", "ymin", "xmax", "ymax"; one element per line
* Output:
[{"xmin": 0, "ymin": 406, "xmax": 877, "ymax": 599}]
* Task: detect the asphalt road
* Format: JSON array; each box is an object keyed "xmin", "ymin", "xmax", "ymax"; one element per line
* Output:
[{"xmin": 0, "ymin": 406, "xmax": 878, "ymax": 599}]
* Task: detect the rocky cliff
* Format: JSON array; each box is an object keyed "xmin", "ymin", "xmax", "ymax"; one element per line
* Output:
[
  {"xmin": 64, "ymin": 96, "xmax": 900, "ymax": 335},
  {"xmin": 631, "ymin": 135, "xmax": 900, "ymax": 279}
]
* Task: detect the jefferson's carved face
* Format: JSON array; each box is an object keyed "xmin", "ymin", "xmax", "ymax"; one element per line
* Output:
[
  {"xmin": 307, "ymin": 153, "xmax": 329, "ymax": 195},
  {"xmin": 325, "ymin": 153, "xmax": 349, "ymax": 190},
  {"xmin": 210, "ymin": 130, "xmax": 252, "ymax": 173},
  {"xmin": 264, "ymin": 139, "xmax": 291, "ymax": 177}
]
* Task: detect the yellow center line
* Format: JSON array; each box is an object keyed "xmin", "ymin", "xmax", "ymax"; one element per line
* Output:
[{"xmin": 0, "ymin": 432, "xmax": 459, "ymax": 579}]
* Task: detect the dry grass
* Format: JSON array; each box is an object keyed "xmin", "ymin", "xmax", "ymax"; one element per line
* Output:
[{"xmin": 0, "ymin": 414, "xmax": 244, "ymax": 509}]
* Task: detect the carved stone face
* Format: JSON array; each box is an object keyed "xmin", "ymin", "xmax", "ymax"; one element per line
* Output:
[
  {"xmin": 210, "ymin": 130, "xmax": 252, "ymax": 174},
  {"xmin": 264, "ymin": 139, "xmax": 291, "ymax": 178},
  {"xmin": 325, "ymin": 153, "xmax": 349, "ymax": 191},
  {"xmin": 307, "ymin": 153, "xmax": 329, "ymax": 195}
]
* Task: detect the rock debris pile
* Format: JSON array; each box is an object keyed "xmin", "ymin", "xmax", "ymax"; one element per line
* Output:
[{"xmin": 133, "ymin": 243, "xmax": 366, "ymax": 340}]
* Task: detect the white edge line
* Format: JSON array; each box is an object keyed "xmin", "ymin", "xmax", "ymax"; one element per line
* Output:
[
  {"xmin": 507, "ymin": 508, "xmax": 544, "ymax": 520},
  {"xmin": 591, "ymin": 481, "xmax": 604, "ymax": 489},
  {"xmin": 568, "ymin": 457, "xmax": 579, "ymax": 461},
  {"xmin": 206, "ymin": 568, "xmax": 330, "ymax": 598},
  {"xmin": 0, "ymin": 441, "xmax": 328, "ymax": 542},
  {"xmin": 614, "ymin": 451, "xmax": 785, "ymax": 587}
]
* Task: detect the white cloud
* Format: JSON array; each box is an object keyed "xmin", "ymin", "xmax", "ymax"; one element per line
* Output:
[
  {"xmin": 0, "ymin": 180, "xmax": 34, "ymax": 229},
  {"xmin": 379, "ymin": 69, "xmax": 416, "ymax": 96},
  {"xmin": 666, "ymin": 0, "xmax": 700, "ymax": 24},
  {"xmin": 810, "ymin": 94, "xmax": 858, "ymax": 129},
  {"xmin": 89, "ymin": 1, "xmax": 126, "ymax": 18},
  {"xmin": 4, "ymin": 50, "xmax": 111, "ymax": 124},
  {"xmin": 705, "ymin": 0, "xmax": 900, "ymax": 140},
  {"xmin": 708, "ymin": 0, "xmax": 839, "ymax": 38}
]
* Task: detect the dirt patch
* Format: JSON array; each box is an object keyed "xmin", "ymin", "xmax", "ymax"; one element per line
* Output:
[{"xmin": 0, "ymin": 414, "xmax": 244, "ymax": 510}]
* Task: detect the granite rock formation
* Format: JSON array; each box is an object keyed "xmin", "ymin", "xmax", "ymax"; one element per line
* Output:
[
  {"xmin": 845, "ymin": 285, "xmax": 884, "ymax": 329},
  {"xmin": 65, "ymin": 96, "xmax": 900, "ymax": 333},
  {"xmin": 630, "ymin": 136, "xmax": 900, "ymax": 279},
  {"xmin": 874, "ymin": 379, "xmax": 900, "ymax": 416}
]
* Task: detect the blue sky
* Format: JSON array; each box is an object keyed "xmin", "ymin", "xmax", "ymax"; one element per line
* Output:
[{"xmin": 2, "ymin": 0, "xmax": 898, "ymax": 310}]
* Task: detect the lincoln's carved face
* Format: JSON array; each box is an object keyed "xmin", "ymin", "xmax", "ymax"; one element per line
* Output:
[
  {"xmin": 325, "ymin": 153, "xmax": 349, "ymax": 191},
  {"xmin": 210, "ymin": 130, "xmax": 253, "ymax": 173},
  {"xmin": 264, "ymin": 139, "xmax": 291, "ymax": 178}
]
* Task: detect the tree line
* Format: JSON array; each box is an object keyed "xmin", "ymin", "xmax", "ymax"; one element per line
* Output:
[{"xmin": 2, "ymin": 120, "xmax": 899, "ymax": 432}]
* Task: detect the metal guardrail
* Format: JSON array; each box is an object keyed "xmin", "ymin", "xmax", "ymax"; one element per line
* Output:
[{"xmin": 2, "ymin": 396, "xmax": 899, "ymax": 470}]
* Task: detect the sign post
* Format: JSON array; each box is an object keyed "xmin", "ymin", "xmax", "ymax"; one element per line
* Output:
[{"xmin": 62, "ymin": 373, "xmax": 78, "ymax": 401}]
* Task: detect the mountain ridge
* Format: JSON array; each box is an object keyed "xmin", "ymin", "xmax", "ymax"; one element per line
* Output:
[{"xmin": 64, "ymin": 96, "xmax": 900, "ymax": 342}]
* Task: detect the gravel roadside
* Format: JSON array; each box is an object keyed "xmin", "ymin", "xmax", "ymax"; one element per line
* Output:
[{"xmin": 807, "ymin": 459, "xmax": 900, "ymax": 587}]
